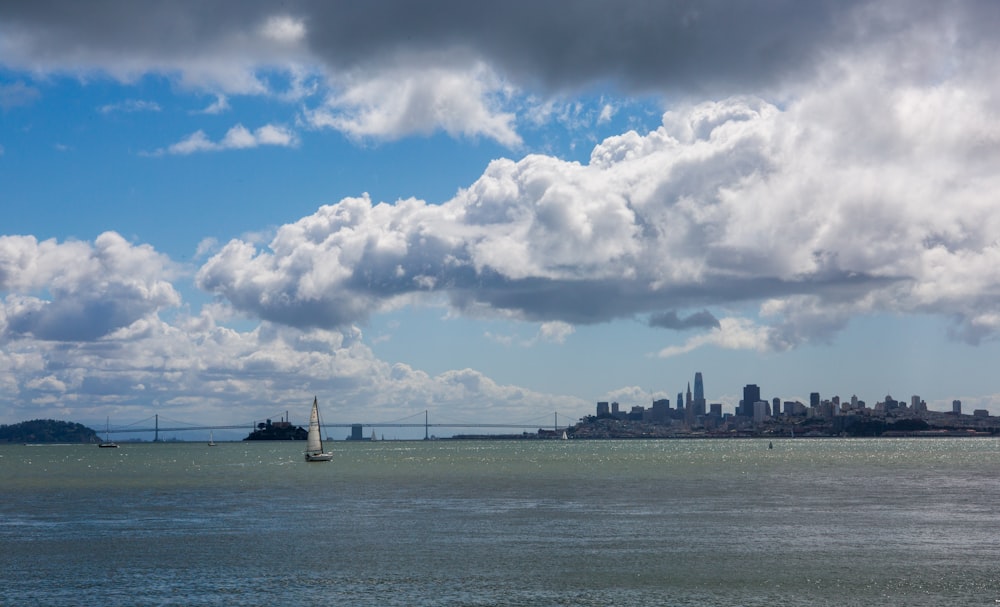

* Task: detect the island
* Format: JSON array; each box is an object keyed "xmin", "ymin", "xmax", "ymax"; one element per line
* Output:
[
  {"xmin": 243, "ymin": 417, "xmax": 307, "ymax": 441},
  {"xmin": 0, "ymin": 419, "xmax": 100, "ymax": 443}
]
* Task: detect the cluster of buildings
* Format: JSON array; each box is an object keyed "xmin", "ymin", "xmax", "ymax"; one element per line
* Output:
[{"xmin": 579, "ymin": 372, "xmax": 998, "ymax": 438}]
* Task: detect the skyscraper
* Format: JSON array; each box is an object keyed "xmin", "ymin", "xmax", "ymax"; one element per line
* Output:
[
  {"xmin": 740, "ymin": 384, "xmax": 761, "ymax": 417},
  {"xmin": 692, "ymin": 372, "xmax": 706, "ymax": 417},
  {"xmin": 684, "ymin": 382, "xmax": 695, "ymax": 425}
]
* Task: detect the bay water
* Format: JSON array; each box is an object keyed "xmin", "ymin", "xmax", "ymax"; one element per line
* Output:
[{"xmin": 2, "ymin": 438, "xmax": 998, "ymax": 606}]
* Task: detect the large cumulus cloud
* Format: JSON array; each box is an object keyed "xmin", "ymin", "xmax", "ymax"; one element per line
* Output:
[
  {"xmin": 0, "ymin": 232, "xmax": 180, "ymax": 342},
  {"xmin": 197, "ymin": 79, "xmax": 1000, "ymax": 347}
]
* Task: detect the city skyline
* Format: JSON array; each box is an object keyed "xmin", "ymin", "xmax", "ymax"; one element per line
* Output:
[
  {"xmin": 601, "ymin": 370, "xmax": 972, "ymax": 420},
  {"xmin": 3, "ymin": 1, "xmax": 1000, "ymax": 431}
]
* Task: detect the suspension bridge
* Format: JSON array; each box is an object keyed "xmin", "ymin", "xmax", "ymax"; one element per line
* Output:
[{"xmin": 102, "ymin": 410, "xmax": 575, "ymax": 440}]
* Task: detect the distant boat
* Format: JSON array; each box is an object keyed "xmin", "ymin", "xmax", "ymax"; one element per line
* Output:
[
  {"xmin": 99, "ymin": 417, "xmax": 118, "ymax": 448},
  {"xmin": 305, "ymin": 397, "xmax": 333, "ymax": 462},
  {"xmin": 208, "ymin": 431, "xmax": 216, "ymax": 447},
  {"xmin": 561, "ymin": 430, "xmax": 568, "ymax": 440}
]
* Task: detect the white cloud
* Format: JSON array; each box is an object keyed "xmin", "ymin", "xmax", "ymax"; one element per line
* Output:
[
  {"xmin": 0, "ymin": 232, "xmax": 180, "ymax": 342},
  {"xmin": 196, "ymin": 94, "xmax": 230, "ymax": 115},
  {"xmin": 0, "ymin": 301, "xmax": 590, "ymax": 426},
  {"xmin": 656, "ymin": 317, "xmax": 777, "ymax": 358},
  {"xmin": 484, "ymin": 321, "xmax": 575, "ymax": 348},
  {"xmin": 159, "ymin": 123, "xmax": 298, "ymax": 155},
  {"xmin": 305, "ymin": 63, "xmax": 521, "ymax": 147},
  {"xmin": 259, "ymin": 15, "xmax": 306, "ymax": 45},
  {"xmin": 538, "ymin": 321, "xmax": 574, "ymax": 344},
  {"xmin": 98, "ymin": 99, "xmax": 161, "ymax": 114}
]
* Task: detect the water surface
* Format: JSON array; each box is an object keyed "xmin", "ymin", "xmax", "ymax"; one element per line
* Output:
[{"xmin": 2, "ymin": 438, "xmax": 998, "ymax": 605}]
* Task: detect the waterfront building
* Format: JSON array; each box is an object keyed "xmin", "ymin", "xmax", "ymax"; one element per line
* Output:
[
  {"xmin": 810, "ymin": 392, "xmax": 820, "ymax": 408},
  {"xmin": 952, "ymin": 400, "xmax": 962, "ymax": 414}
]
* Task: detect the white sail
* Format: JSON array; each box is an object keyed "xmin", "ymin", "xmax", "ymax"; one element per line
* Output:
[
  {"xmin": 305, "ymin": 397, "xmax": 333, "ymax": 461},
  {"xmin": 306, "ymin": 397, "xmax": 323, "ymax": 453}
]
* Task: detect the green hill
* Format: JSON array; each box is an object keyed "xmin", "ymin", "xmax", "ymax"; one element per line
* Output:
[{"xmin": 0, "ymin": 419, "xmax": 100, "ymax": 443}]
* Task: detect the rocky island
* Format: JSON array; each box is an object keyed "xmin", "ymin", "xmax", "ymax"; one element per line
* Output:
[{"xmin": 243, "ymin": 417, "xmax": 307, "ymax": 441}]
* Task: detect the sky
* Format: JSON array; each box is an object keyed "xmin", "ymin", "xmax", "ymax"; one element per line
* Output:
[{"xmin": 3, "ymin": 0, "xmax": 1000, "ymax": 438}]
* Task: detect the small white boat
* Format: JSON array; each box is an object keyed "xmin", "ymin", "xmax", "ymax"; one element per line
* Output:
[
  {"xmin": 98, "ymin": 417, "xmax": 118, "ymax": 448},
  {"xmin": 305, "ymin": 397, "xmax": 333, "ymax": 462},
  {"xmin": 208, "ymin": 431, "xmax": 216, "ymax": 446}
]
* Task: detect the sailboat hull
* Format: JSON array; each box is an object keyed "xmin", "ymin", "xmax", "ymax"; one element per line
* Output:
[{"xmin": 305, "ymin": 452, "xmax": 333, "ymax": 462}]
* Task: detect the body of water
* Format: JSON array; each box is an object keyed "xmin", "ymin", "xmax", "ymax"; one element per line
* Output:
[{"xmin": 1, "ymin": 438, "xmax": 998, "ymax": 606}]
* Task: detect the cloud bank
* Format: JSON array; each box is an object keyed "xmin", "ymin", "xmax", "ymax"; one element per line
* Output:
[
  {"xmin": 5, "ymin": 1, "xmax": 997, "ymax": 148},
  {"xmin": 198, "ymin": 83, "xmax": 1000, "ymax": 348}
]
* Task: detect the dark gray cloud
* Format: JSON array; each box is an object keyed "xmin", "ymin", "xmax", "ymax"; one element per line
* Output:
[
  {"xmin": 303, "ymin": 0, "xmax": 860, "ymax": 95},
  {"xmin": 648, "ymin": 310, "xmax": 721, "ymax": 331},
  {"xmin": 6, "ymin": 0, "xmax": 990, "ymax": 96}
]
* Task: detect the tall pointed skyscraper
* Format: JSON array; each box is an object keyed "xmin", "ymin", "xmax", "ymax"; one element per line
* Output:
[
  {"xmin": 685, "ymin": 382, "xmax": 695, "ymax": 425},
  {"xmin": 693, "ymin": 371, "xmax": 707, "ymax": 417}
]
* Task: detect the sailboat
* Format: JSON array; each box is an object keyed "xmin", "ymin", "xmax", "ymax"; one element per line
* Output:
[
  {"xmin": 208, "ymin": 431, "xmax": 216, "ymax": 446},
  {"xmin": 98, "ymin": 417, "xmax": 118, "ymax": 448},
  {"xmin": 305, "ymin": 397, "xmax": 333, "ymax": 462}
]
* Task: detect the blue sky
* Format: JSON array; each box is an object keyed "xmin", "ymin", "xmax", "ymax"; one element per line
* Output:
[{"xmin": 3, "ymin": 1, "xmax": 1000, "ymax": 438}]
